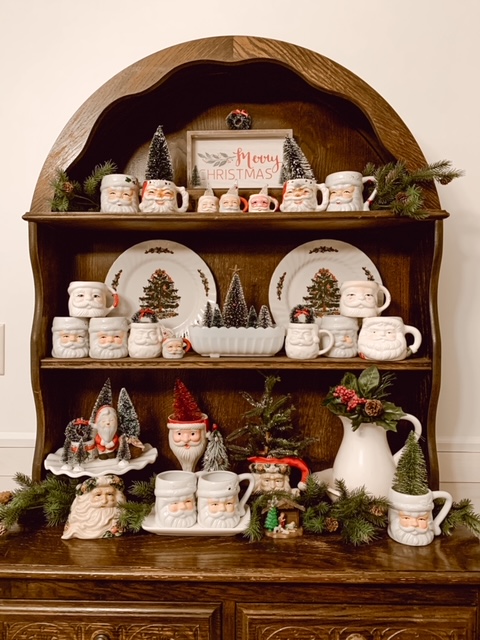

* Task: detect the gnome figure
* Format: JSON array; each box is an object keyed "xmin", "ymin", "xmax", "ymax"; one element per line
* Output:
[{"xmin": 139, "ymin": 125, "xmax": 189, "ymax": 213}]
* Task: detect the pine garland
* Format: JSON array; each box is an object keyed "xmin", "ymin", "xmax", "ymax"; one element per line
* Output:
[
  {"xmin": 363, "ymin": 159, "xmax": 463, "ymax": 219},
  {"xmin": 50, "ymin": 160, "xmax": 117, "ymax": 212}
]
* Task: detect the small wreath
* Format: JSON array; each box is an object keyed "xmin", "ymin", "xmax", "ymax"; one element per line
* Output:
[{"xmin": 226, "ymin": 109, "xmax": 252, "ymax": 130}]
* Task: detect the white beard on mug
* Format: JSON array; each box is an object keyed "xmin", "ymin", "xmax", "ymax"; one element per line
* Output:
[
  {"xmin": 101, "ymin": 199, "xmax": 139, "ymax": 213},
  {"xmin": 388, "ymin": 511, "xmax": 434, "ymax": 546},
  {"xmin": 53, "ymin": 335, "xmax": 89, "ymax": 358},
  {"xmin": 358, "ymin": 334, "xmax": 405, "ymax": 360},
  {"xmin": 327, "ymin": 187, "xmax": 364, "ymax": 211},
  {"xmin": 139, "ymin": 197, "xmax": 177, "ymax": 213},
  {"xmin": 199, "ymin": 503, "xmax": 240, "ymax": 529},
  {"xmin": 281, "ymin": 197, "xmax": 316, "ymax": 212},
  {"xmin": 158, "ymin": 501, "xmax": 197, "ymax": 528},
  {"xmin": 90, "ymin": 340, "xmax": 128, "ymax": 359},
  {"xmin": 168, "ymin": 432, "xmax": 206, "ymax": 472}
]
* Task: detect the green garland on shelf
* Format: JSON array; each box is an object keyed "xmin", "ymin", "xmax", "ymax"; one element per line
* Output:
[{"xmin": 50, "ymin": 160, "xmax": 118, "ymax": 212}]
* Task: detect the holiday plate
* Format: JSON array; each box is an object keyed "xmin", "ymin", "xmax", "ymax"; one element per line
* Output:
[
  {"xmin": 268, "ymin": 239, "xmax": 383, "ymax": 326},
  {"xmin": 142, "ymin": 507, "xmax": 250, "ymax": 537},
  {"xmin": 105, "ymin": 240, "xmax": 217, "ymax": 336},
  {"xmin": 44, "ymin": 443, "xmax": 158, "ymax": 478}
]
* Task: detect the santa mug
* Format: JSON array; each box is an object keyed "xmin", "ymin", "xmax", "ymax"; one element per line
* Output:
[
  {"xmin": 339, "ymin": 280, "xmax": 391, "ymax": 318},
  {"xmin": 196, "ymin": 470, "xmax": 254, "ymax": 529},
  {"xmin": 68, "ymin": 281, "xmax": 119, "ymax": 318},
  {"xmin": 89, "ymin": 316, "xmax": 130, "ymax": 359},
  {"xmin": 100, "ymin": 174, "xmax": 140, "ymax": 213},
  {"xmin": 358, "ymin": 316, "xmax": 422, "ymax": 361},
  {"xmin": 139, "ymin": 179, "xmax": 189, "ymax": 213},
  {"xmin": 154, "ymin": 470, "xmax": 198, "ymax": 529},
  {"xmin": 51, "ymin": 316, "xmax": 89, "ymax": 358},
  {"xmin": 248, "ymin": 188, "xmax": 279, "ymax": 213}
]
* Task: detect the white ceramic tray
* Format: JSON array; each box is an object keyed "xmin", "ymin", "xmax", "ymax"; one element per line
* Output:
[{"xmin": 142, "ymin": 508, "xmax": 250, "ymax": 537}]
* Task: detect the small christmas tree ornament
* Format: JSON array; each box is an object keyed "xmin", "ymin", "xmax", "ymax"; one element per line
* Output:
[
  {"xmin": 117, "ymin": 387, "xmax": 145, "ymax": 461},
  {"xmin": 167, "ymin": 379, "xmax": 209, "ymax": 472},
  {"xmin": 279, "ymin": 136, "xmax": 328, "ymax": 213},
  {"xmin": 388, "ymin": 432, "xmax": 453, "ymax": 547},
  {"xmin": 223, "ymin": 269, "xmax": 249, "ymax": 328},
  {"xmin": 61, "ymin": 418, "xmax": 96, "ymax": 471},
  {"xmin": 139, "ymin": 124, "xmax": 189, "ymax": 213}
]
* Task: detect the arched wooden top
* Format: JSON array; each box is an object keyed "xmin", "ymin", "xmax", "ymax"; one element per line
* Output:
[{"xmin": 30, "ymin": 35, "xmax": 438, "ymax": 211}]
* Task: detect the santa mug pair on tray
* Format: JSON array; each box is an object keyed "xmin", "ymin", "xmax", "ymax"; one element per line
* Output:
[
  {"xmin": 286, "ymin": 281, "xmax": 422, "ymax": 361},
  {"xmin": 154, "ymin": 469, "xmax": 254, "ymax": 530}
]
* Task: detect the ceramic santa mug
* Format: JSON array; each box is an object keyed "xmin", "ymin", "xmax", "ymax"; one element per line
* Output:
[
  {"xmin": 219, "ymin": 186, "xmax": 248, "ymax": 213},
  {"xmin": 100, "ymin": 174, "xmax": 140, "ymax": 213},
  {"xmin": 128, "ymin": 322, "xmax": 165, "ymax": 358},
  {"xmin": 154, "ymin": 470, "xmax": 198, "ymax": 529},
  {"xmin": 279, "ymin": 178, "xmax": 328, "ymax": 212},
  {"xmin": 68, "ymin": 281, "xmax": 119, "ymax": 318},
  {"xmin": 358, "ymin": 316, "xmax": 422, "ymax": 361},
  {"xmin": 162, "ymin": 336, "xmax": 192, "ymax": 359},
  {"xmin": 285, "ymin": 323, "xmax": 334, "ymax": 359},
  {"xmin": 388, "ymin": 488, "xmax": 453, "ymax": 547},
  {"xmin": 320, "ymin": 170, "xmax": 377, "ymax": 212},
  {"xmin": 196, "ymin": 470, "xmax": 254, "ymax": 529},
  {"xmin": 319, "ymin": 315, "xmax": 359, "ymax": 358},
  {"xmin": 89, "ymin": 316, "xmax": 130, "ymax": 359},
  {"xmin": 248, "ymin": 188, "xmax": 279, "ymax": 213},
  {"xmin": 339, "ymin": 280, "xmax": 391, "ymax": 318},
  {"xmin": 51, "ymin": 316, "xmax": 89, "ymax": 358},
  {"xmin": 197, "ymin": 187, "xmax": 219, "ymax": 213},
  {"xmin": 139, "ymin": 179, "xmax": 189, "ymax": 213}
]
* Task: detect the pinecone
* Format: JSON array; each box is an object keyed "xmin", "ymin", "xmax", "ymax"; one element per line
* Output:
[
  {"xmin": 62, "ymin": 181, "xmax": 75, "ymax": 194},
  {"xmin": 370, "ymin": 505, "xmax": 386, "ymax": 517},
  {"xmin": 364, "ymin": 399, "xmax": 384, "ymax": 418},
  {"xmin": 325, "ymin": 517, "xmax": 339, "ymax": 533},
  {"xmin": 0, "ymin": 491, "xmax": 12, "ymax": 505}
]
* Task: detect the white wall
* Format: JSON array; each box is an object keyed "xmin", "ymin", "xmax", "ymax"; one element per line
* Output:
[{"xmin": 1, "ymin": 0, "xmax": 479, "ymax": 507}]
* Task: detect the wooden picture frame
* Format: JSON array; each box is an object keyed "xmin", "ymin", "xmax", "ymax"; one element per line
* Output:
[{"xmin": 186, "ymin": 129, "xmax": 292, "ymax": 189}]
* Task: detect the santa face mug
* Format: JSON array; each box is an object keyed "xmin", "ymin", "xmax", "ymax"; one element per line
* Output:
[
  {"xmin": 285, "ymin": 323, "xmax": 334, "ymax": 359},
  {"xmin": 358, "ymin": 316, "xmax": 422, "ymax": 361},
  {"xmin": 51, "ymin": 316, "xmax": 89, "ymax": 358},
  {"xmin": 128, "ymin": 322, "xmax": 163, "ymax": 358},
  {"xmin": 196, "ymin": 470, "xmax": 254, "ymax": 529},
  {"xmin": 154, "ymin": 470, "xmax": 198, "ymax": 529},
  {"xmin": 248, "ymin": 189, "xmax": 279, "ymax": 213},
  {"xmin": 279, "ymin": 178, "xmax": 328, "ymax": 213},
  {"xmin": 68, "ymin": 281, "xmax": 119, "ymax": 318},
  {"xmin": 321, "ymin": 170, "xmax": 377, "ymax": 212},
  {"xmin": 139, "ymin": 179, "xmax": 189, "ymax": 213},
  {"xmin": 219, "ymin": 190, "xmax": 248, "ymax": 213},
  {"xmin": 339, "ymin": 280, "xmax": 391, "ymax": 319},
  {"xmin": 100, "ymin": 174, "xmax": 140, "ymax": 213},
  {"xmin": 319, "ymin": 315, "xmax": 359, "ymax": 358},
  {"xmin": 89, "ymin": 317, "xmax": 130, "ymax": 359},
  {"xmin": 162, "ymin": 336, "xmax": 192, "ymax": 359}
]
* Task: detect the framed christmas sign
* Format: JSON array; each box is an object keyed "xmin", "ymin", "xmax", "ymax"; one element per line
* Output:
[{"xmin": 186, "ymin": 129, "xmax": 292, "ymax": 189}]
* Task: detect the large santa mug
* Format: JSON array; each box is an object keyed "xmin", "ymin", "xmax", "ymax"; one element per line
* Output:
[
  {"xmin": 358, "ymin": 316, "xmax": 422, "ymax": 361},
  {"xmin": 321, "ymin": 170, "xmax": 377, "ymax": 212},
  {"xmin": 68, "ymin": 281, "xmax": 119, "ymax": 318},
  {"xmin": 139, "ymin": 179, "xmax": 189, "ymax": 213},
  {"xmin": 279, "ymin": 178, "xmax": 329, "ymax": 212}
]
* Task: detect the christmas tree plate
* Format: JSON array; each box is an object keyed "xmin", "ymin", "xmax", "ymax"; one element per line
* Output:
[
  {"xmin": 142, "ymin": 507, "xmax": 250, "ymax": 537},
  {"xmin": 268, "ymin": 239, "xmax": 383, "ymax": 326},
  {"xmin": 105, "ymin": 240, "xmax": 217, "ymax": 336},
  {"xmin": 44, "ymin": 443, "xmax": 158, "ymax": 478}
]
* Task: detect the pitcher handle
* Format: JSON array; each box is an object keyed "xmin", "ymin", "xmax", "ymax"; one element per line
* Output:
[
  {"xmin": 392, "ymin": 413, "xmax": 422, "ymax": 464},
  {"xmin": 236, "ymin": 472, "xmax": 255, "ymax": 515},
  {"xmin": 431, "ymin": 490, "xmax": 453, "ymax": 536}
]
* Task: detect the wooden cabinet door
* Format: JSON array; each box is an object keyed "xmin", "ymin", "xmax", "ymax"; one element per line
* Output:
[
  {"xmin": 237, "ymin": 603, "xmax": 476, "ymax": 640},
  {"xmin": 0, "ymin": 601, "xmax": 222, "ymax": 640}
]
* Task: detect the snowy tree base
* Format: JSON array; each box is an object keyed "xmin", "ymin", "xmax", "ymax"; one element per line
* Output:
[{"xmin": 189, "ymin": 326, "xmax": 285, "ymax": 357}]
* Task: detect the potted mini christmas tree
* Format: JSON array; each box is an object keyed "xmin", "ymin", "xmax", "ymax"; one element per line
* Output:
[
  {"xmin": 226, "ymin": 375, "xmax": 314, "ymax": 495},
  {"xmin": 388, "ymin": 432, "xmax": 453, "ymax": 546},
  {"xmin": 189, "ymin": 268, "xmax": 284, "ymax": 357}
]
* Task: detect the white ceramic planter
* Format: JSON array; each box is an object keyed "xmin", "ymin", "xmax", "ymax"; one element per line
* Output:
[{"xmin": 189, "ymin": 325, "xmax": 285, "ymax": 357}]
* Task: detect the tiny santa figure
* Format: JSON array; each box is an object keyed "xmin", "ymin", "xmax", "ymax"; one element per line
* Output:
[{"xmin": 94, "ymin": 405, "xmax": 120, "ymax": 459}]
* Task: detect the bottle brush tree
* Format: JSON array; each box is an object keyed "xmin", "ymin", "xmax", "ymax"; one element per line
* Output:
[
  {"xmin": 171, "ymin": 379, "xmax": 204, "ymax": 421},
  {"xmin": 223, "ymin": 269, "xmax": 249, "ymax": 328},
  {"xmin": 144, "ymin": 124, "xmax": 174, "ymax": 182},
  {"xmin": 391, "ymin": 431, "xmax": 429, "ymax": 496}
]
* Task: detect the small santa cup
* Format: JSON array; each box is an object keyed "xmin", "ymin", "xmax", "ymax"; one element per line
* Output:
[{"xmin": 100, "ymin": 174, "xmax": 140, "ymax": 213}]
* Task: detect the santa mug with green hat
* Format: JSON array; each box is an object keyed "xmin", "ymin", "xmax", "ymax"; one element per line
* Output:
[{"xmin": 100, "ymin": 174, "xmax": 140, "ymax": 213}]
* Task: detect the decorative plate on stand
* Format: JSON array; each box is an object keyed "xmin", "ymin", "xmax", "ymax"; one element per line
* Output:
[
  {"xmin": 268, "ymin": 239, "xmax": 383, "ymax": 326},
  {"xmin": 105, "ymin": 240, "xmax": 217, "ymax": 336},
  {"xmin": 44, "ymin": 444, "xmax": 158, "ymax": 478}
]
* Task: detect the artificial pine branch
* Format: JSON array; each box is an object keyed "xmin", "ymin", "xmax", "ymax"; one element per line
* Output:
[
  {"xmin": 118, "ymin": 502, "xmax": 153, "ymax": 533},
  {"xmin": 363, "ymin": 159, "xmax": 463, "ymax": 219},
  {"xmin": 50, "ymin": 161, "xmax": 117, "ymax": 212},
  {"xmin": 436, "ymin": 498, "xmax": 480, "ymax": 538},
  {"xmin": 83, "ymin": 160, "xmax": 118, "ymax": 197}
]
